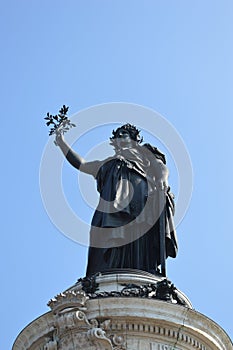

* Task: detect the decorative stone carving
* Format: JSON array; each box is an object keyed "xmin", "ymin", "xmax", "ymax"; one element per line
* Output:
[
  {"xmin": 76, "ymin": 311, "xmax": 126, "ymax": 350},
  {"xmin": 150, "ymin": 343, "xmax": 182, "ymax": 350},
  {"xmin": 43, "ymin": 339, "xmax": 58, "ymax": 350},
  {"xmin": 43, "ymin": 328, "xmax": 58, "ymax": 350},
  {"xmin": 75, "ymin": 310, "xmax": 99, "ymax": 329},
  {"xmin": 12, "ymin": 272, "xmax": 233, "ymax": 350},
  {"xmin": 155, "ymin": 279, "xmax": 187, "ymax": 306},
  {"xmin": 77, "ymin": 274, "xmax": 100, "ymax": 294},
  {"xmin": 48, "ymin": 290, "xmax": 87, "ymax": 314},
  {"xmin": 111, "ymin": 334, "xmax": 126, "ymax": 350},
  {"xmin": 47, "ymin": 289, "xmax": 127, "ymax": 350},
  {"xmin": 87, "ymin": 327, "xmax": 113, "ymax": 349},
  {"xmin": 78, "ymin": 279, "xmax": 189, "ymax": 307}
]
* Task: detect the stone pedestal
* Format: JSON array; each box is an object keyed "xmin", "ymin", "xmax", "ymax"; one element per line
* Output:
[{"xmin": 12, "ymin": 271, "xmax": 233, "ymax": 350}]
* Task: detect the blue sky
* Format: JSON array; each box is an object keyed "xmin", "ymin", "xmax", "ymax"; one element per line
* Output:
[{"xmin": 1, "ymin": 1, "xmax": 233, "ymax": 348}]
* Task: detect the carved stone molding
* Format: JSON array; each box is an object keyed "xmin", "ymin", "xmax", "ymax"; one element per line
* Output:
[
  {"xmin": 48, "ymin": 292, "xmax": 126, "ymax": 350},
  {"xmin": 13, "ymin": 273, "xmax": 233, "ymax": 350},
  {"xmin": 44, "ymin": 339, "xmax": 58, "ymax": 350},
  {"xmin": 76, "ymin": 274, "xmax": 191, "ymax": 308},
  {"xmin": 110, "ymin": 334, "xmax": 126, "ymax": 350},
  {"xmin": 48, "ymin": 290, "xmax": 87, "ymax": 314},
  {"xmin": 87, "ymin": 328, "xmax": 113, "ymax": 349}
]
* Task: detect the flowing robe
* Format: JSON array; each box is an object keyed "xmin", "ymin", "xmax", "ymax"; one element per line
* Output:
[{"xmin": 80, "ymin": 146, "xmax": 178, "ymax": 276}]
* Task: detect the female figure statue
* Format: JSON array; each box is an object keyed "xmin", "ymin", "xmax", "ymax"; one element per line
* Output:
[{"xmin": 56, "ymin": 124, "xmax": 177, "ymax": 276}]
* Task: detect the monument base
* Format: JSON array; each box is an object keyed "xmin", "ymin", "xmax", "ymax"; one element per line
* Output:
[{"xmin": 13, "ymin": 270, "xmax": 232, "ymax": 350}]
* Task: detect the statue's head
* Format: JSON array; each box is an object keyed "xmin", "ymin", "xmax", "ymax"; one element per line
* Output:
[{"xmin": 110, "ymin": 123, "xmax": 143, "ymax": 150}]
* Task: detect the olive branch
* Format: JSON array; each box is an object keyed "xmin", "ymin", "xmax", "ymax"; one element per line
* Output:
[{"xmin": 44, "ymin": 105, "xmax": 76, "ymax": 144}]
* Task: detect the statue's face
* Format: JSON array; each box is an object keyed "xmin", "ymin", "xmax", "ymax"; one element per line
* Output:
[{"xmin": 115, "ymin": 129, "xmax": 132, "ymax": 148}]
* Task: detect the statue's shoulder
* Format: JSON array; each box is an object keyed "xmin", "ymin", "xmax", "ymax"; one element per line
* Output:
[{"xmin": 142, "ymin": 143, "xmax": 166, "ymax": 164}]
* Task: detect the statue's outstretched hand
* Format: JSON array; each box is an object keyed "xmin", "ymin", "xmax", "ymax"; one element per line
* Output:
[{"xmin": 54, "ymin": 132, "xmax": 64, "ymax": 147}]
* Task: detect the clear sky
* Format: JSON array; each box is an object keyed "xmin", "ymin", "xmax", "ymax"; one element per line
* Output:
[{"xmin": 1, "ymin": 1, "xmax": 233, "ymax": 349}]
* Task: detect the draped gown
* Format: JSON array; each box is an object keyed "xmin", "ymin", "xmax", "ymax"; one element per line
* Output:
[{"xmin": 79, "ymin": 145, "xmax": 178, "ymax": 276}]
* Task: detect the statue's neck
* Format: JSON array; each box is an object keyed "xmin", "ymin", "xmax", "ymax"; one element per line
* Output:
[{"xmin": 116, "ymin": 144, "xmax": 137, "ymax": 154}]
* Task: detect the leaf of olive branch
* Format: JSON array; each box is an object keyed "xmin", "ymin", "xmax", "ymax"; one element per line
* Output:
[{"xmin": 44, "ymin": 105, "xmax": 76, "ymax": 137}]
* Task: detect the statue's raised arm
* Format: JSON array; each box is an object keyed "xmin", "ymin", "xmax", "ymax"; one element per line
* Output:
[{"xmin": 55, "ymin": 133, "xmax": 85, "ymax": 170}]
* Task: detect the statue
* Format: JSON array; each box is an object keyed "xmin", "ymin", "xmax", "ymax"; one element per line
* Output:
[{"xmin": 53, "ymin": 120, "xmax": 178, "ymax": 277}]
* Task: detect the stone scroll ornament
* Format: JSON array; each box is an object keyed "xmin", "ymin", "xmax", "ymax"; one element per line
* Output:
[{"xmin": 44, "ymin": 105, "xmax": 76, "ymax": 143}]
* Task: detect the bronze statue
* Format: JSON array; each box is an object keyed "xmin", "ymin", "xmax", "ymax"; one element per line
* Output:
[{"xmin": 55, "ymin": 123, "xmax": 178, "ymax": 277}]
